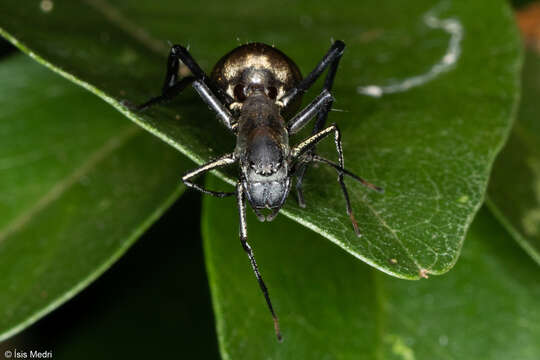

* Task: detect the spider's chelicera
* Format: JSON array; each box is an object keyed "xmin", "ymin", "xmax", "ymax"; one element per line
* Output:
[{"xmin": 137, "ymin": 41, "xmax": 383, "ymax": 341}]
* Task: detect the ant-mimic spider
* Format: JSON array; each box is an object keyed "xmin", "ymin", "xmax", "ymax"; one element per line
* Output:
[{"xmin": 137, "ymin": 40, "xmax": 383, "ymax": 341}]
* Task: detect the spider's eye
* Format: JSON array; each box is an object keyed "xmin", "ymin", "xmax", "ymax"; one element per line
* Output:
[
  {"xmin": 234, "ymin": 84, "xmax": 246, "ymax": 101},
  {"xmin": 267, "ymin": 86, "xmax": 278, "ymax": 100}
]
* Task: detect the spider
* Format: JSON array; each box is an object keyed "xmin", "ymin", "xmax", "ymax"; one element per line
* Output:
[{"xmin": 137, "ymin": 40, "xmax": 383, "ymax": 341}]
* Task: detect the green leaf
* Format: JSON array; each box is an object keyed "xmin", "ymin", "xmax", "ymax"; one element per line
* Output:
[
  {"xmin": 0, "ymin": 55, "xmax": 192, "ymax": 341},
  {"xmin": 0, "ymin": 0, "xmax": 522, "ymax": 278},
  {"xmin": 487, "ymin": 50, "xmax": 540, "ymax": 265},
  {"xmin": 203, "ymin": 175, "xmax": 540, "ymax": 359}
]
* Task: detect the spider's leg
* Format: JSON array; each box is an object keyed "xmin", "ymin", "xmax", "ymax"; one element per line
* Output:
[
  {"xmin": 137, "ymin": 75, "xmax": 195, "ymax": 111},
  {"xmin": 279, "ymin": 40, "xmax": 345, "ymax": 112},
  {"xmin": 281, "ymin": 41, "xmax": 346, "ymax": 205},
  {"xmin": 287, "ymin": 89, "xmax": 333, "ymax": 206},
  {"xmin": 166, "ymin": 45, "xmax": 234, "ymax": 107},
  {"xmin": 287, "ymin": 90, "xmax": 333, "ymax": 134},
  {"xmin": 181, "ymin": 153, "xmax": 236, "ymax": 197},
  {"xmin": 312, "ymin": 155, "xmax": 384, "ymax": 193},
  {"xmin": 291, "ymin": 124, "xmax": 362, "ymax": 236},
  {"xmin": 137, "ymin": 45, "xmax": 236, "ymax": 132},
  {"xmin": 237, "ymin": 182, "xmax": 282, "ymax": 341}
]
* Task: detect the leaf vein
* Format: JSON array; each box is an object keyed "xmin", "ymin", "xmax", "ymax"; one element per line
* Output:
[
  {"xmin": 0, "ymin": 126, "xmax": 139, "ymax": 245},
  {"xmin": 82, "ymin": 0, "xmax": 167, "ymax": 55}
]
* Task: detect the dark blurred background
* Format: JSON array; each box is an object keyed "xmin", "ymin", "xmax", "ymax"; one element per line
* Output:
[{"xmin": 514, "ymin": 0, "xmax": 536, "ymax": 6}]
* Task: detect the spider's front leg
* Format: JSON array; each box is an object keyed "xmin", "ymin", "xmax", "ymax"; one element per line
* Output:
[
  {"xmin": 290, "ymin": 123, "xmax": 361, "ymax": 235},
  {"xmin": 291, "ymin": 123, "xmax": 383, "ymax": 237},
  {"xmin": 286, "ymin": 88, "xmax": 333, "ymax": 207},
  {"xmin": 181, "ymin": 153, "xmax": 236, "ymax": 197},
  {"xmin": 236, "ymin": 181, "xmax": 282, "ymax": 341},
  {"xmin": 137, "ymin": 45, "xmax": 237, "ymax": 132}
]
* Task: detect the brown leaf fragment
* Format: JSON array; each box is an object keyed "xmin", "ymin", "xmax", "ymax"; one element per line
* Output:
[{"xmin": 516, "ymin": 3, "xmax": 540, "ymax": 53}]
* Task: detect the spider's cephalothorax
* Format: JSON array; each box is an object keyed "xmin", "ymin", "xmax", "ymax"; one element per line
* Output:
[
  {"xmin": 137, "ymin": 41, "xmax": 383, "ymax": 342},
  {"xmin": 235, "ymin": 90, "xmax": 291, "ymax": 213},
  {"xmin": 211, "ymin": 44, "xmax": 301, "ymax": 214}
]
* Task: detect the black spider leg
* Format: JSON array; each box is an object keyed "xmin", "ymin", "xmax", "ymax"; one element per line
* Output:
[
  {"xmin": 185, "ymin": 156, "xmax": 281, "ymax": 340},
  {"xmin": 181, "ymin": 153, "xmax": 236, "ymax": 197},
  {"xmin": 288, "ymin": 92, "xmax": 383, "ymax": 196},
  {"xmin": 136, "ymin": 75, "xmax": 196, "ymax": 111},
  {"xmin": 289, "ymin": 92, "xmax": 383, "ymax": 196},
  {"xmin": 137, "ymin": 45, "xmax": 237, "ymax": 132},
  {"xmin": 312, "ymin": 155, "xmax": 384, "ymax": 193},
  {"xmin": 237, "ymin": 182, "xmax": 282, "ymax": 342},
  {"xmin": 287, "ymin": 89, "xmax": 333, "ymax": 134},
  {"xmin": 290, "ymin": 123, "xmax": 363, "ymax": 237},
  {"xmin": 287, "ymin": 88, "xmax": 333, "ymax": 181},
  {"xmin": 280, "ymin": 40, "xmax": 345, "ymax": 207},
  {"xmin": 279, "ymin": 40, "xmax": 345, "ymax": 109}
]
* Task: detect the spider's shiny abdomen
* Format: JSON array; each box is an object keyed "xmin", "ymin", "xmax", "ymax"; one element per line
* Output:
[{"xmin": 210, "ymin": 43, "xmax": 303, "ymax": 116}]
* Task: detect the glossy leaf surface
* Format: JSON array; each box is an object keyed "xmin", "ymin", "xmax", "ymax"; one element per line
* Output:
[
  {"xmin": 0, "ymin": 56, "xmax": 191, "ymax": 340},
  {"xmin": 488, "ymin": 50, "xmax": 540, "ymax": 265},
  {"xmin": 203, "ymin": 175, "xmax": 540, "ymax": 359},
  {"xmin": 0, "ymin": 0, "xmax": 522, "ymax": 278}
]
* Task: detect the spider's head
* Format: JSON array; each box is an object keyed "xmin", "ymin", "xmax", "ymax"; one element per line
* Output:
[{"xmin": 240, "ymin": 132, "xmax": 291, "ymax": 210}]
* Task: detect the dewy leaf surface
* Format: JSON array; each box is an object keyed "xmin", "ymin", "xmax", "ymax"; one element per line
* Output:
[
  {"xmin": 488, "ymin": 50, "xmax": 540, "ymax": 265},
  {"xmin": 0, "ymin": 0, "xmax": 522, "ymax": 278},
  {"xmin": 203, "ymin": 176, "xmax": 540, "ymax": 359},
  {"xmin": 0, "ymin": 56, "xmax": 192, "ymax": 341}
]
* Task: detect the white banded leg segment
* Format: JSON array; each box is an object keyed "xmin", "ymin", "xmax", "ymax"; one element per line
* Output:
[
  {"xmin": 291, "ymin": 124, "xmax": 362, "ymax": 236},
  {"xmin": 291, "ymin": 124, "xmax": 340, "ymax": 159},
  {"xmin": 181, "ymin": 153, "xmax": 236, "ymax": 197}
]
